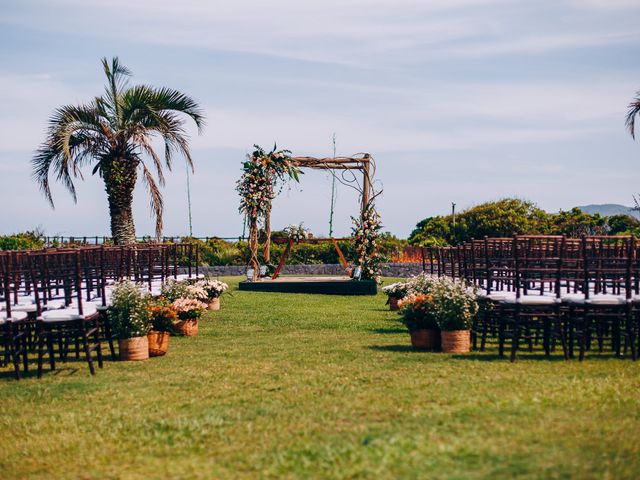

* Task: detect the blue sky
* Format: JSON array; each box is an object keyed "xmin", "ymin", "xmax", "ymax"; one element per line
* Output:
[{"xmin": 1, "ymin": 0, "xmax": 639, "ymax": 238}]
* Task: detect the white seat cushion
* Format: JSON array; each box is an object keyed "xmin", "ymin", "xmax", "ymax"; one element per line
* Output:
[
  {"xmin": 42, "ymin": 299, "xmax": 67, "ymax": 310},
  {"xmin": 0, "ymin": 311, "xmax": 28, "ymax": 323},
  {"xmin": 504, "ymin": 295, "xmax": 559, "ymax": 305},
  {"xmin": 40, "ymin": 303, "xmax": 98, "ymax": 322},
  {"xmin": 561, "ymin": 293, "xmax": 586, "ymax": 305},
  {"xmin": 585, "ymin": 295, "xmax": 627, "ymax": 306},
  {"xmin": 0, "ymin": 297, "xmax": 35, "ymax": 311},
  {"xmin": 485, "ymin": 291, "xmax": 517, "ymax": 302},
  {"xmin": 10, "ymin": 304, "xmax": 37, "ymax": 313}
]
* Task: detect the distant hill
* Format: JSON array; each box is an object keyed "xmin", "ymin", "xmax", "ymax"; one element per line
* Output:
[{"xmin": 575, "ymin": 204, "xmax": 640, "ymax": 219}]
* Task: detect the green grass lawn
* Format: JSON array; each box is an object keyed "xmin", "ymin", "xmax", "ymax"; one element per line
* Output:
[{"xmin": 1, "ymin": 277, "xmax": 639, "ymax": 479}]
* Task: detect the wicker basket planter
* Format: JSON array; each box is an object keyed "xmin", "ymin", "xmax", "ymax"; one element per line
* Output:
[
  {"xmin": 389, "ymin": 296, "xmax": 400, "ymax": 311},
  {"xmin": 207, "ymin": 298, "xmax": 221, "ymax": 311},
  {"xmin": 441, "ymin": 330, "xmax": 471, "ymax": 353},
  {"xmin": 410, "ymin": 329, "xmax": 440, "ymax": 350},
  {"xmin": 147, "ymin": 331, "xmax": 170, "ymax": 357},
  {"xmin": 175, "ymin": 319, "xmax": 199, "ymax": 337},
  {"xmin": 119, "ymin": 336, "xmax": 149, "ymax": 361}
]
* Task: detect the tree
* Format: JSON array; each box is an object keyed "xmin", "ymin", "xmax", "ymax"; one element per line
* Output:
[
  {"xmin": 408, "ymin": 216, "xmax": 452, "ymax": 246},
  {"xmin": 607, "ymin": 214, "xmax": 640, "ymax": 235},
  {"xmin": 32, "ymin": 57, "xmax": 204, "ymax": 244},
  {"xmin": 552, "ymin": 208, "xmax": 606, "ymax": 237}
]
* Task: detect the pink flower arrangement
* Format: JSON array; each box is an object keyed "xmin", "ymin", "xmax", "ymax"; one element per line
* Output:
[{"xmin": 171, "ymin": 298, "xmax": 207, "ymax": 320}]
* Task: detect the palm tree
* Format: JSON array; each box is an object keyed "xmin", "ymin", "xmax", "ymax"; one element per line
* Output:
[
  {"xmin": 627, "ymin": 90, "xmax": 640, "ymax": 139},
  {"xmin": 32, "ymin": 57, "xmax": 205, "ymax": 244}
]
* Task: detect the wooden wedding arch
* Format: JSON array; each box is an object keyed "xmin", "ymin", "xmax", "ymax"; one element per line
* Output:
[{"xmin": 249, "ymin": 153, "xmax": 376, "ymax": 281}]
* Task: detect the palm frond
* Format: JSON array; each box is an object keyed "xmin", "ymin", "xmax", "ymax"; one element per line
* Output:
[
  {"xmin": 626, "ymin": 91, "xmax": 640, "ymax": 139},
  {"xmin": 101, "ymin": 57, "xmax": 131, "ymax": 128},
  {"xmin": 140, "ymin": 162, "xmax": 164, "ymax": 239},
  {"xmin": 136, "ymin": 134, "xmax": 166, "ymax": 186}
]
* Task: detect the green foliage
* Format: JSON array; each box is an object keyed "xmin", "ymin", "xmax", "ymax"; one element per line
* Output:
[
  {"xmin": 409, "ymin": 198, "xmax": 637, "ymax": 246},
  {"xmin": 607, "ymin": 214, "xmax": 640, "ymax": 235},
  {"xmin": 0, "ymin": 231, "xmax": 44, "ymax": 250},
  {"xmin": 551, "ymin": 208, "xmax": 607, "ymax": 237}
]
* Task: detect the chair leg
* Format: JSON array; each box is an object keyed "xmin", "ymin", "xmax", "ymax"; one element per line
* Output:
[
  {"xmin": 626, "ymin": 306, "xmax": 636, "ymax": 361},
  {"xmin": 80, "ymin": 323, "xmax": 96, "ymax": 376},
  {"xmin": 579, "ymin": 311, "xmax": 591, "ymax": 362},
  {"xmin": 21, "ymin": 331, "xmax": 29, "ymax": 374},
  {"xmin": 510, "ymin": 307, "xmax": 521, "ymax": 362},
  {"xmin": 93, "ymin": 321, "xmax": 103, "ymax": 369},
  {"xmin": 37, "ymin": 325, "xmax": 46, "ymax": 378}
]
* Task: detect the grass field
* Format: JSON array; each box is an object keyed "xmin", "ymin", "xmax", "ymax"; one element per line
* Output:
[{"xmin": 1, "ymin": 276, "xmax": 639, "ymax": 479}]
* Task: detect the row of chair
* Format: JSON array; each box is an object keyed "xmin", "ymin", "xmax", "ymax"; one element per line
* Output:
[
  {"xmin": 0, "ymin": 243, "xmax": 200, "ymax": 379},
  {"xmin": 424, "ymin": 235, "xmax": 640, "ymax": 361}
]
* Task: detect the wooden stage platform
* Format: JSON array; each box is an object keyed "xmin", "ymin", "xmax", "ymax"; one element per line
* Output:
[{"xmin": 239, "ymin": 276, "xmax": 377, "ymax": 295}]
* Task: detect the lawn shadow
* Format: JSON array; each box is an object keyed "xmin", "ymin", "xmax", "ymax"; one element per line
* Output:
[
  {"xmin": 0, "ymin": 365, "xmax": 82, "ymax": 380},
  {"xmin": 368, "ymin": 344, "xmax": 431, "ymax": 353},
  {"xmin": 451, "ymin": 352, "xmax": 626, "ymax": 362}
]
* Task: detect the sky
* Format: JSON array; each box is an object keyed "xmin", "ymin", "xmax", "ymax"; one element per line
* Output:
[{"xmin": 0, "ymin": 0, "xmax": 639, "ymax": 239}]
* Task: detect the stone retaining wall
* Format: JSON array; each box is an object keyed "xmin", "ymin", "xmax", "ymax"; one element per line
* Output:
[{"xmin": 194, "ymin": 262, "xmax": 426, "ymax": 278}]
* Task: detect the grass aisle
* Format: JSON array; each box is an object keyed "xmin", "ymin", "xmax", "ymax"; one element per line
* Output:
[{"xmin": 1, "ymin": 277, "xmax": 639, "ymax": 479}]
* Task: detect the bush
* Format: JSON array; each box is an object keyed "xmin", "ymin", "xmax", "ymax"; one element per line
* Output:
[{"xmin": 0, "ymin": 231, "xmax": 44, "ymax": 250}]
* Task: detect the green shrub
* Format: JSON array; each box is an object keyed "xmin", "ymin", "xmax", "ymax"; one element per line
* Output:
[{"xmin": 0, "ymin": 231, "xmax": 44, "ymax": 250}]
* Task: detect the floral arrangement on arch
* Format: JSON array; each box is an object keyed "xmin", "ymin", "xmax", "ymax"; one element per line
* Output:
[
  {"xmin": 352, "ymin": 202, "xmax": 383, "ymax": 282},
  {"xmin": 195, "ymin": 279, "xmax": 229, "ymax": 299},
  {"xmin": 284, "ymin": 223, "xmax": 310, "ymax": 243},
  {"xmin": 236, "ymin": 144, "xmax": 301, "ymax": 221}
]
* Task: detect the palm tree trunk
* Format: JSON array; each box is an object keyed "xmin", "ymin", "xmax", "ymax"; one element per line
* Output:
[{"xmin": 104, "ymin": 159, "xmax": 138, "ymax": 245}]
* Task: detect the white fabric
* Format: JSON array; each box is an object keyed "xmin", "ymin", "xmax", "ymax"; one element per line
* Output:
[
  {"xmin": 485, "ymin": 292, "xmax": 516, "ymax": 302},
  {"xmin": 10, "ymin": 304, "xmax": 37, "ymax": 313},
  {"xmin": 585, "ymin": 295, "xmax": 628, "ymax": 306},
  {"xmin": 40, "ymin": 302, "xmax": 98, "ymax": 322},
  {"xmin": 0, "ymin": 311, "xmax": 28, "ymax": 323},
  {"xmin": 503, "ymin": 295, "xmax": 559, "ymax": 305}
]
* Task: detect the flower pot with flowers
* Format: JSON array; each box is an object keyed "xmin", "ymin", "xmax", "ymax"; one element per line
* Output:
[
  {"xmin": 160, "ymin": 279, "xmax": 191, "ymax": 303},
  {"xmin": 172, "ymin": 298, "xmax": 207, "ymax": 336},
  {"xmin": 147, "ymin": 301, "xmax": 178, "ymax": 356},
  {"xmin": 108, "ymin": 280, "xmax": 152, "ymax": 361},
  {"xmin": 195, "ymin": 278, "xmax": 229, "ymax": 311},
  {"xmin": 382, "ymin": 282, "xmax": 409, "ymax": 311},
  {"xmin": 431, "ymin": 277, "xmax": 479, "ymax": 354},
  {"xmin": 400, "ymin": 293, "xmax": 440, "ymax": 349}
]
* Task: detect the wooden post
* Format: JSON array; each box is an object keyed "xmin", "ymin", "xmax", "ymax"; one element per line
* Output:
[
  {"xmin": 361, "ymin": 155, "xmax": 371, "ymax": 218},
  {"xmin": 263, "ymin": 202, "xmax": 271, "ymax": 264},
  {"xmin": 249, "ymin": 215, "xmax": 260, "ymax": 281}
]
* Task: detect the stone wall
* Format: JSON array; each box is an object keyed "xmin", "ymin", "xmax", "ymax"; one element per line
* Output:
[{"xmin": 194, "ymin": 262, "xmax": 426, "ymax": 278}]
